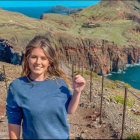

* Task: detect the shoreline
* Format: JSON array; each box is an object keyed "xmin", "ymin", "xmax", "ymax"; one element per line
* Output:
[{"xmin": 105, "ymin": 63, "xmax": 140, "ymax": 90}]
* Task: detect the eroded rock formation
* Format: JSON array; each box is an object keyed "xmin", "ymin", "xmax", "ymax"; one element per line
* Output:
[{"xmin": 1, "ymin": 35, "xmax": 139, "ymax": 75}]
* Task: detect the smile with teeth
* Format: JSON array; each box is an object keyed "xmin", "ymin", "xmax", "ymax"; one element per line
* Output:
[{"xmin": 34, "ymin": 66, "xmax": 43, "ymax": 70}]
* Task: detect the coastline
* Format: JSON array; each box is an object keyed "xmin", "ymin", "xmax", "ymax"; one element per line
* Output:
[{"xmin": 105, "ymin": 63, "xmax": 140, "ymax": 90}]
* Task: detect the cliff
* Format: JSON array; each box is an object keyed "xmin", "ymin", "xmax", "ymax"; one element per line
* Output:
[{"xmin": 44, "ymin": 5, "xmax": 83, "ymax": 15}]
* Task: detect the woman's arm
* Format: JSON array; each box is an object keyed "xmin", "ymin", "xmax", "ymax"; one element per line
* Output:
[
  {"xmin": 67, "ymin": 75, "xmax": 86, "ymax": 114},
  {"xmin": 67, "ymin": 90, "xmax": 81, "ymax": 114},
  {"xmin": 8, "ymin": 124, "xmax": 21, "ymax": 139}
]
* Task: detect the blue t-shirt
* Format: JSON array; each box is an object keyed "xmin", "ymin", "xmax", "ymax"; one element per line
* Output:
[{"xmin": 6, "ymin": 76, "xmax": 72, "ymax": 139}]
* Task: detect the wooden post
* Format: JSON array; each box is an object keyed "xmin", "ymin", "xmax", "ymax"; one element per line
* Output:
[
  {"xmin": 78, "ymin": 58, "xmax": 80, "ymax": 73},
  {"xmin": 120, "ymin": 87, "xmax": 128, "ymax": 139},
  {"xmin": 89, "ymin": 67, "xmax": 93, "ymax": 102},
  {"xmin": 82, "ymin": 63, "xmax": 84, "ymax": 76},
  {"xmin": 3, "ymin": 65, "xmax": 8, "ymax": 92},
  {"xmin": 99, "ymin": 75, "xmax": 104, "ymax": 124},
  {"xmin": 72, "ymin": 61, "xmax": 74, "ymax": 78}
]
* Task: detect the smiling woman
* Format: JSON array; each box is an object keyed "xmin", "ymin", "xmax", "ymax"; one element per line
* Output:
[
  {"xmin": 6, "ymin": 35, "xmax": 86, "ymax": 139},
  {"xmin": 27, "ymin": 48, "xmax": 50, "ymax": 81}
]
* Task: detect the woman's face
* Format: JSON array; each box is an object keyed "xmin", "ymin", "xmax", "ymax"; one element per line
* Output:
[{"xmin": 28, "ymin": 48, "xmax": 50, "ymax": 79}]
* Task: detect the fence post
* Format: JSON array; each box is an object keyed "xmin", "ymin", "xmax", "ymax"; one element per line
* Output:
[
  {"xmin": 82, "ymin": 62, "xmax": 84, "ymax": 76},
  {"xmin": 72, "ymin": 61, "xmax": 74, "ymax": 78},
  {"xmin": 89, "ymin": 67, "xmax": 93, "ymax": 102},
  {"xmin": 79, "ymin": 57, "xmax": 81, "ymax": 73},
  {"xmin": 120, "ymin": 87, "xmax": 128, "ymax": 139},
  {"xmin": 3, "ymin": 65, "xmax": 8, "ymax": 93},
  {"xmin": 99, "ymin": 75, "xmax": 104, "ymax": 124}
]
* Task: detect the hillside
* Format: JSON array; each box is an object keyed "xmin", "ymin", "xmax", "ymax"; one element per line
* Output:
[
  {"xmin": 0, "ymin": 0, "xmax": 140, "ymax": 75},
  {"xmin": 44, "ymin": 5, "xmax": 83, "ymax": 14},
  {"xmin": 42, "ymin": 0, "xmax": 140, "ymax": 47},
  {"xmin": 0, "ymin": 8, "xmax": 59, "ymax": 52}
]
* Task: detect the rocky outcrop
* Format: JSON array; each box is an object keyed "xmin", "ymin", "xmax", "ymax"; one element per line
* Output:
[
  {"xmin": 1, "ymin": 34, "xmax": 139, "ymax": 75},
  {"xmin": 0, "ymin": 39, "xmax": 23, "ymax": 65},
  {"xmin": 44, "ymin": 5, "xmax": 83, "ymax": 15},
  {"xmin": 65, "ymin": 41, "xmax": 140, "ymax": 74},
  {"xmin": 44, "ymin": 32, "xmax": 140, "ymax": 74}
]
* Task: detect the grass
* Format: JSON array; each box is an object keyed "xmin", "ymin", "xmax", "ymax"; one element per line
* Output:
[
  {"xmin": 73, "ymin": 69, "xmax": 99, "ymax": 78},
  {"xmin": 83, "ymin": 70, "xmax": 99, "ymax": 78},
  {"xmin": 42, "ymin": 13, "xmax": 74, "ymax": 23},
  {"xmin": 1, "ymin": 2, "xmax": 140, "ymax": 48},
  {"xmin": 114, "ymin": 80, "xmax": 132, "ymax": 88},
  {"xmin": 126, "ymin": 132, "xmax": 140, "ymax": 139},
  {"xmin": 114, "ymin": 95, "xmax": 133, "ymax": 108},
  {"xmin": 104, "ymin": 83, "xmax": 116, "ymax": 89}
]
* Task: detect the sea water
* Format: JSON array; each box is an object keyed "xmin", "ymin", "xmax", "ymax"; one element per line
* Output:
[
  {"xmin": 2, "ymin": 6, "xmax": 85, "ymax": 19},
  {"xmin": 106, "ymin": 64, "xmax": 140, "ymax": 90}
]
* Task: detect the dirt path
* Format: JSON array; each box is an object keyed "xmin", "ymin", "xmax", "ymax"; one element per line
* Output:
[
  {"xmin": 0, "ymin": 116, "xmax": 9, "ymax": 139},
  {"xmin": 68, "ymin": 104, "xmax": 116, "ymax": 139},
  {"xmin": 0, "ymin": 104, "xmax": 116, "ymax": 139}
]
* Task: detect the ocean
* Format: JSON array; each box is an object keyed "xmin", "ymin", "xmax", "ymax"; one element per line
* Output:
[
  {"xmin": 2, "ymin": 6, "xmax": 85, "ymax": 19},
  {"xmin": 2, "ymin": 7, "xmax": 140, "ymax": 90},
  {"xmin": 106, "ymin": 64, "xmax": 140, "ymax": 90}
]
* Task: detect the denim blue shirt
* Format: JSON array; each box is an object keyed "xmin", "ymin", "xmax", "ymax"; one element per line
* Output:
[{"xmin": 6, "ymin": 76, "xmax": 72, "ymax": 139}]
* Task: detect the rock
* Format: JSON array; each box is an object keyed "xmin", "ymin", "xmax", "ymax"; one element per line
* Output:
[
  {"xmin": 80, "ymin": 132, "xmax": 87, "ymax": 139},
  {"xmin": 0, "ymin": 72, "xmax": 5, "ymax": 81},
  {"xmin": 86, "ymin": 123, "xmax": 94, "ymax": 128},
  {"xmin": 130, "ymin": 107, "xmax": 136, "ymax": 113},
  {"xmin": 135, "ymin": 111, "xmax": 140, "ymax": 115}
]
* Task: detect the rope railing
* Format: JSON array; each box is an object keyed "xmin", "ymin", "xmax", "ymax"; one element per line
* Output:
[{"xmin": 127, "ymin": 88, "xmax": 140, "ymax": 101}]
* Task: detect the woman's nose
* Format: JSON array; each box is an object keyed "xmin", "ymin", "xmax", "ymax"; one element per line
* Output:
[{"xmin": 36, "ymin": 58, "xmax": 41, "ymax": 64}]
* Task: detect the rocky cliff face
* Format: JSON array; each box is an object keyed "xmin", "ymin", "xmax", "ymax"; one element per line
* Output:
[
  {"xmin": 0, "ymin": 31, "xmax": 140, "ymax": 75},
  {"xmin": 59, "ymin": 38, "xmax": 140, "ymax": 74},
  {"xmin": 0, "ymin": 39, "xmax": 23, "ymax": 65}
]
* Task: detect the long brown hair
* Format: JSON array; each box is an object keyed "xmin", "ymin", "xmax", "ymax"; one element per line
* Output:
[{"xmin": 21, "ymin": 35, "xmax": 70, "ymax": 88}]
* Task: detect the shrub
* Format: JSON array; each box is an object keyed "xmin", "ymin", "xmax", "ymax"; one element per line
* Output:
[
  {"xmin": 122, "ymin": 83, "xmax": 132, "ymax": 88},
  {"xmin": 114, "ymin": 80, "xmax": 121, "ymax": 84},
  {"xmin": 114, "ymin": 80, "xmax": 132, "ymax": 88},
  {"xmin": 114, "ymin": 96, "xmax": 133, "ymax": 108},
  {"xmin": 126, "ymin": 132, "xmax": 140, "ymax": 139},
  {"xmin": 83, "ymin": 70, "xmax": 99, "ymax": 78},
  {"xmin": 104, "ymin": 83, "xmax": 116, "ymax": 89}
]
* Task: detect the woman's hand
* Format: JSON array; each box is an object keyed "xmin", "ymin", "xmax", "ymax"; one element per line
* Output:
[
  {"xmin": 67, "ymin": 75, "xmax": 86, "ymax": 114},
  {"xmin": 73, "ymin": 74, "xmax": 86, "ymax": 94}
]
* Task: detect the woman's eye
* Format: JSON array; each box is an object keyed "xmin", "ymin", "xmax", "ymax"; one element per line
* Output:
[
  {"xmin": 41, "ymin": 57, "xmax": 47, "ymax": 60},
  {"xmin": 31, "ymin": 56, "xmax": 36, "ymax": 58}
]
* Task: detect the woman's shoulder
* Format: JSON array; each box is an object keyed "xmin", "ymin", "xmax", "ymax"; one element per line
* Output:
[
  {"xmin": 10, "ymin": 76, "xmax": 28, "ymax": 87},
  {"xmin": 55, "ymin": 77, "xmax": 67, "ymax": 87}
]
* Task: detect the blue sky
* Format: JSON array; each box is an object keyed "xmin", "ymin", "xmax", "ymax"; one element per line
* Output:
[{"xmin": 0, "ymin": 1, "xmax": 100, "ymax": 7}]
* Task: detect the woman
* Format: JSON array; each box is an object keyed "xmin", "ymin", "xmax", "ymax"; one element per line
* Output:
[{"xmin": 6, "ymin": 35, "xmax": 86, "ymax": 139}]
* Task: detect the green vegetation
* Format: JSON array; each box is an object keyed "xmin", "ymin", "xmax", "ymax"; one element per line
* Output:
[
  {"xmin": 73, "ymin": 69, "xmax": 99, "ymax": 78},
  {"xmin": 114, "ymin": 96, "xmax": 133, "ymax": 107},
  {"xmin": 83, "ymin": 70, "xmax": 99, "ymax": 78},
  {"xmin": 114, "ymin": 80, "xmax": 132, "ymax": 88},
  {"xmin": 42, "ymin": 13, "xmax": 74, "ymax": 23},
  {"xmin": 104, "ymin": 83, "xmax": 116, "ymax": 89},
  {"xmin": 40, "ymin": 1, "xmax": 140, "ymax": 47},
  {"xmin": 1, "ymin": 0, "xmax": 140, "ymax": 48},
  {"xmin": 122, "ymin": 83, "xmax": 132, "ymax": 88},
  {"xmin": 126, "ymin": 132, "xmax": 140, "ymax": 139}
]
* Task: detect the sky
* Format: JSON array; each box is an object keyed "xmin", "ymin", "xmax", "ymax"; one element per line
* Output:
[{"xmin": 0, "ymin": 1, "xmax": 100, "ymax": 7}]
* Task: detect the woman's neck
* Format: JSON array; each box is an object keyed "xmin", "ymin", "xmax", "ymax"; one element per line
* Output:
[{"xmin": 29, "ymin": 73, "xmax": 46, "ymax": 81}]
